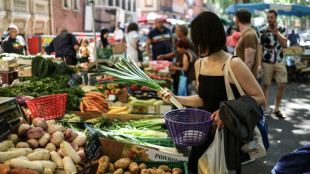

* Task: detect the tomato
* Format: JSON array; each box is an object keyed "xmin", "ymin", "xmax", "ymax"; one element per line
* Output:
[{"xmin": 131, "ymin": 84, "xmax": 139, "ymax": 91}]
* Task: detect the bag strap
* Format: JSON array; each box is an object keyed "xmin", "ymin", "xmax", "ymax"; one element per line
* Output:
[{"xmin": 223, "ymin": 56, "xmax": 246, "ymax": 100}]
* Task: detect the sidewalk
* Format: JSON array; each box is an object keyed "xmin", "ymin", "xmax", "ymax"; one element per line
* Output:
[{"xmin": 242, "ymin": 82, "xmax": 310, "ymax": 174}]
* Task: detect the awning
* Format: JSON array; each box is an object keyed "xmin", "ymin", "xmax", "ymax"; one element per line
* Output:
[{"xmin": 226, "ymin": 3, "xmax": 310, "ymax": 17}]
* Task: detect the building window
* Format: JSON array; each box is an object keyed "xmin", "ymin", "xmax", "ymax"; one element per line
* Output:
[
  {"xmin": 108, "ymin": 0, "xmax": 113, "ymax": 6},
  {"xmin": 116, "ymin": 0, "xmax": 120, "ymax": 6},
  {"xmin": 122, "ymin": 0, "xmax": 125, "ymax": 9},
  {"xmin": 73, "ymin": 0, "xmax": 79, "ymax": 10},
  {"xmin": 146, "ymin": 0, "xmax": 152, "ymax": 7},
  {"xmin": 127, "ymin": 0, "xmax": 131, "ymax": 11},
  {"xmin": 133, "ymin": 0, "xmax": 136, "ymax": 12},
  {"xmin": 63, "ymin": 0, "xmax": 70, "ymax": 9}
]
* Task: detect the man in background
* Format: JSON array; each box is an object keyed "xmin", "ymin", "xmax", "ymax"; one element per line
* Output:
[
  {"xmin": 146, "ymin": 18, "xmax": 172, "ymax": 61},
  {"xmin": 235, "ymin": 8, "xmax": 259, "ymax": 79},
  {"xmin": 258, "ymin": 10, "xmax": 288, "ymax": 119},
  {"xmin": 44, "ymin": 27, "xmax": 79, "ymax": 65},
  {"xmin": 2, "ymin": 24, "xmax": 29, "ymax": 55},
  {"xmin": 288, "ymin": 29, "xmax": 300, "ymax": 47}
]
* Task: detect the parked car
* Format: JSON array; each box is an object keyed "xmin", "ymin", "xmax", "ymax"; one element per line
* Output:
[{"xmin": 300, "ymin": 30, "xmax": 310, "ymax": 41}]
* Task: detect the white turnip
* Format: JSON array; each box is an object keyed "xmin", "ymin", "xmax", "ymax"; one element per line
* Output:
[
  {"xmin": 77, "ymin": 150, "xmax": 87, "ymax": 162},
  {"xmin": 57, "ymin": 149, "xmax": 65, "ymax": 158},
  {"xmin": 27, "ymin": 127, "xmax": 44, "ymax": 139},
  {"xmin": 7, "ymin": 134, "xmax": 19, "ymax": 144},
  {"xmin": 18, "ymin": 124, "xmax": 32, "ymax": 137},
  {"xmin": 32, "ymin": 118, "xmax": 48, "ymax": 130},
  {"xmin": 64, "ymin": 128, "xmax": 77, "ymax": 142},
  {"xmin": 47, "ymin": 124, "xmax": 64, "ymax": 134},
  {"xmin": 50, "ymin": 131, "xmax": 64, "ymax": 147},
  {"xmin": 60, "ymin": 141, "xmax": 81, "ymax": 163},
  {"xmin": 0, "ymin": 140, "xmax": 14, "ymax": 152},
  {"xmin": 72, "ymin": 133, "xmax": 86, "ymax": 147},
  {"xmin": 27, "ymin": 139, "xmax": 39, "ymax": 149}
]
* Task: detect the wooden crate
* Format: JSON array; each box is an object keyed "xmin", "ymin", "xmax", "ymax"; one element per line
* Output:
[
  {"xmin": 17, "ymin": 66, "xmax": 32, "ymax": 77},
  {"xmin": 0, "ymin": 71, "xmax": 18, "ymax": 87},
  {"xmin": 0, "ymin": 59, "xmax": 18, "ymax": 72},
  {"xmin": 16, "ymin": 58, "xmax": 32, "ymax": 65}
]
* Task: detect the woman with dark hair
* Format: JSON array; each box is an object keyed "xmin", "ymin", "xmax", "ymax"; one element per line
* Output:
[
  {"xmin": 125, "ymin": 22, "xmax": 140, "ymax": 64},
  {"xmin": 100, "ymin": 27, "xmax": 109, "ymax": 48},
  {"xmin": 169, "ymin": 37, "xmax": 198, "ymax": 95},
  {"xmin": 158, "ymin": 11, "xmax": 265, "ymax": 173}
]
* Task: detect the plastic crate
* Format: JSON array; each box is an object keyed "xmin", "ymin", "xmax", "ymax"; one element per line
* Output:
[
  {"xmin": 164, "ymin": 108, "xmax": 214, "ymax": 146},
  {"xmin": 96, "ymin": 48, "xmax": 113, "ymax": 59},
  {"xmin": 0, "ymin": 71, "xmax": 18, "ymax": 87},
  {"xmin": 25, "ymin": 93, "xmax": 67, "ymax": 120}
]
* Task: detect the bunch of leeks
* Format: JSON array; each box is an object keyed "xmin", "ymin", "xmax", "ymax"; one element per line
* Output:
[{"xmin": 100, "ymin": 56, "xmax": 183, "ymax": 109}]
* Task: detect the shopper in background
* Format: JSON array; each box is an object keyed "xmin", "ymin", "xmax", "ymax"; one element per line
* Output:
[
  {"xmin": 169, "ymin": 38, "xmax": 198, "ymax": 95},
  {"xmin": 113, "ymin": 23, "xmax": 124, "ymax": 42},
  {"xmin": 235, "ymin": 8, "xmax": 260, "ymax": 78},
  {"xmin": 2, "ymin": 23, "xmax": 29, "ymax": 55},
  {"xmin": 226, "ymin": 26, "xmax": 240, "ymax": 54},
  {"xmin": 79, "ymin": 38, "xmax": 91, "ymax": 65},
  {"xmin": 288, "ymin": 29, "xmax": 300, "ymax": 47},
  {"xmin": 157, "ymin": 11, "xmax": 265, "ymax": 174},
  {"xmin": 146, "ymin": 18, "xmax": 172, "ymax": 61},
  {"xmin": 43, "ymin": 27, "xmax": 79, "ymax": 65},
  {"xmin": 100, "ymin": 27, "xmax": 110, "ymax": 48},
  {"xmin": 258, "ymin": 10, "xmax": 288, "ymax": 118},
  {"xmin": 125, "ymin": 22, "xmax": 140, "ymax": 64}
]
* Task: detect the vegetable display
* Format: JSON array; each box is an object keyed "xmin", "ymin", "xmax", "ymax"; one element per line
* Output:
[
  {"xmin": 100, "ymin": 57, "xmax": 183, "ymax": 109},
  {"xmin": 80, "ymin": 91, "xmax": 108, "ymax": 113}
]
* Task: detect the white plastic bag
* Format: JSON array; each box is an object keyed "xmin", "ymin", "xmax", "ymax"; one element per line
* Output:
[{"xmin": 198, "ymin": 129, "xmax": 229, "ymax": 174}]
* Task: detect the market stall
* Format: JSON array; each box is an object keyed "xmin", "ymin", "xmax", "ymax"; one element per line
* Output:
[{"xmin": 0, "ymin": 53, "xmax": 214, "ymax": 173}]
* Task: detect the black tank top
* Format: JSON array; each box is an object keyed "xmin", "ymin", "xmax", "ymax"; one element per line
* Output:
[{"xmin": 198, "ymin": 57, "xmax": 240, "ymax": 113}]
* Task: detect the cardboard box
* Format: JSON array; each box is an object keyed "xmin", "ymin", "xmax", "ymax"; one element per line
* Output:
[
  {"xmin": 112, "ymin": 43, "xmax": 124, "ymax": 54},
  {"xmin": 18, "ymin": 66, "xmax": 32, "ymax": 77},
  {"xmin": 0, "ymin": 97, "xmax": 22, "ymax": 126},
  {"xmin": 99, "ymin": 138, "xmax": 188, "ymax": 162},
  {"xmin": 0, "ymin": 59, "xmax": 18, "ymax": 72},
  {"xmin": 16, "ymin": 58, "xmax": 32, "ymax": 65}
]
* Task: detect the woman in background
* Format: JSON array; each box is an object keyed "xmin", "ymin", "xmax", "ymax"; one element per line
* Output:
[{"xmin": 125, "ymin": 23, "xmax": 141, "ymax": 64}]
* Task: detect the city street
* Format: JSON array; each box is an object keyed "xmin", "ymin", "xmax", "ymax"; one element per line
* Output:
[{"xmin": 242, "ymin": 81, "xmax": 310, "ymax": 174}]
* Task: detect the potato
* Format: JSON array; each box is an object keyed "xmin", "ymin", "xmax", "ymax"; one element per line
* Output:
[
  {"xmin": 39, "ymin": 133, "xmax": 50, "ymax": 147},
  {"xmin": 107, "ymin": 163, "xmax": 115, "ymax": 173},
  {"xmin": 32, "ymin": 118, "xmax": 48, "ymax": 130},
  {"xmin": 114, "ymin": 158, "xmax": 132, "ymax": 170},
  {"xmin": 97, "ymin": 156, "xmax": 110, "ymax": 174},
  {"xmin": 27, "ymin": 139, "xmax": 39, "ymax": 149},
  {"xmin": 18, "ymin": 124, "xmax": 32, "ymax": 137},
  {"xmin": 0, "ymin": 140, "xmax": 14, "ymax": 152},
  {"xmin": 158, "ymin": 165, "xmax": 169, "ymax": 172},
  {"xmin": 50, "ymin": 131, "xmax": 64, "ymax": 146},
  {"xmin": 113, "ymin": 168, "xmax": 124, "ymax": 174},
  {"xmin": 7, "ymin": 134, "xmax": 19, "ymax": 144},
  {"xmin": 27, "ymin": 127, "xmax": 44, "ymax": 139},
  {"xmin": 47, "ymin": 124, "xmax": 64, "ymax": 134},
  {"xmin": 27, "ymin": 151, "xmax": 50, "ymax": 161},
  {"xmin": 139, "ymin": 163, "xmax": 147, "ymax": 170},
  {"xmin": 64, "ymin": 128, "xmax": 78, "ymax": 142},
  {"xmin": 34, "ymin": 148, "xmax": 49, "ymax": 153},
  {"xmin": 156, "ymin": 169, "xmax": 165, "ymax": 174},
  {"xmin": 60, "ymin": 141, "xmax": 81, "ymax": 164},
  {"xmin": 165, "ymin": 172, "xmax": 172, "ymax": 174},
  {"xmin": 9, "ymin": 158, "xmax": 44, "ymax": 173},
  {"xmin": 140, "ymin": 169, "xmax": 153, "ymax": 174},
  {"xmin": 72, "ymin": 133, "xmax": 86, "ymax": 147},
  {"xmin": 10, "ymin": 168, "xmax": 40, "ymax": 174},
  {"xmin": 124, "ymin": 172, "xmax": 132, "ymax": 174},
  {"xmin": 63, "ymin": 156, "xmax": 77, "ymax": 174},
  {"xmin": 32, "ymin": 160, "xmax": 56, "ymax": 171},
  {"xmin": 50, "ymin": 151, "xmax": 63, "ymax": 168},
  {"xmin": 172, "ymin": 168, "xmax": 182, "ymax": 174},
  {"xmin": 0, "ymin": 164, "xmax": 10, "ymax": 174},
  {"xmin": 16, "ymin": 142, "xmax": 30, "ymax": 148},
  {"xmin": 42, "ymin": 167, "xmax": 53, "ymax": 174},
  {"xmin": 129, "ymin": 162, "xmax": 139, "ymax": 173},
  {"xmin": 45, "ymin": 143, "xmax": 56, "ymax": 152}
]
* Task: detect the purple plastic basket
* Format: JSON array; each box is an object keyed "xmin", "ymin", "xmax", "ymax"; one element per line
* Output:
[{"xmin": 164, "ymin": 108, "xmax": 214, "ymax": 146}]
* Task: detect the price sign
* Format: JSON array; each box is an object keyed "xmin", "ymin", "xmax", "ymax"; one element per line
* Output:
[
  {"xmin": 0, "ymin": 118, "xmax": 11, "ymax": 141},
  {"xmin": 85, "ymin": 134, "xmax": 102, "ymax": 164}
]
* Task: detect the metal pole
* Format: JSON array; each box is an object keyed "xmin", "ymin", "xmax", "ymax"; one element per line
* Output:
[{"xmin": 90, "ymin": 0, "xmax": 98, "ymax": 71}]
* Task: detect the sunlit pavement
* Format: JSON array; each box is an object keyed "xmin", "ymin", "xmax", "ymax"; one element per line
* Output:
[{"xmin": 242, "ymin": 82, "xmax": 310, "ymax": 174}]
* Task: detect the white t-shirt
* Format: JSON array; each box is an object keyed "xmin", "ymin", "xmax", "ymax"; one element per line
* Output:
[
  {"xmin": 114, "ymin": 29, "xmax": 124, "ymax": 41},
  {"xmin": 125, "ymin": 30, "xmax": 139, "ymax": 63}
]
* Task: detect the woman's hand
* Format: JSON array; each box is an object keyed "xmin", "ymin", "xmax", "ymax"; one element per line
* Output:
[
  {"xmin": 157, "ymin": 89, "xmax": 173, "ymax": 104},
  {"xmin": 211, "ymin": 110, "xmax": 224, "ymax": 129}
]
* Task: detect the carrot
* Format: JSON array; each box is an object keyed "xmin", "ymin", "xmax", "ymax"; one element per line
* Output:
[
  {"xmin": 83, "ymin": 100, "xmax": 90, "ymax": 110},
  {"xmin": 85, "ymin": 99, "xmax": 102, "ymax": 108},
  {"xmin": 80, "ymin": 102, "xmax": 84, "ymax": 113},
  {"xmin": 85, "ymin": 108, "xmax": 101, "ymax": 112},
  {"xmin": 85, "ymin": 93, "xmax": 103, "ymax": 99},
  {"xmin": 88, "ymin": 91, "xmax": 107, "ymax": 98}
]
